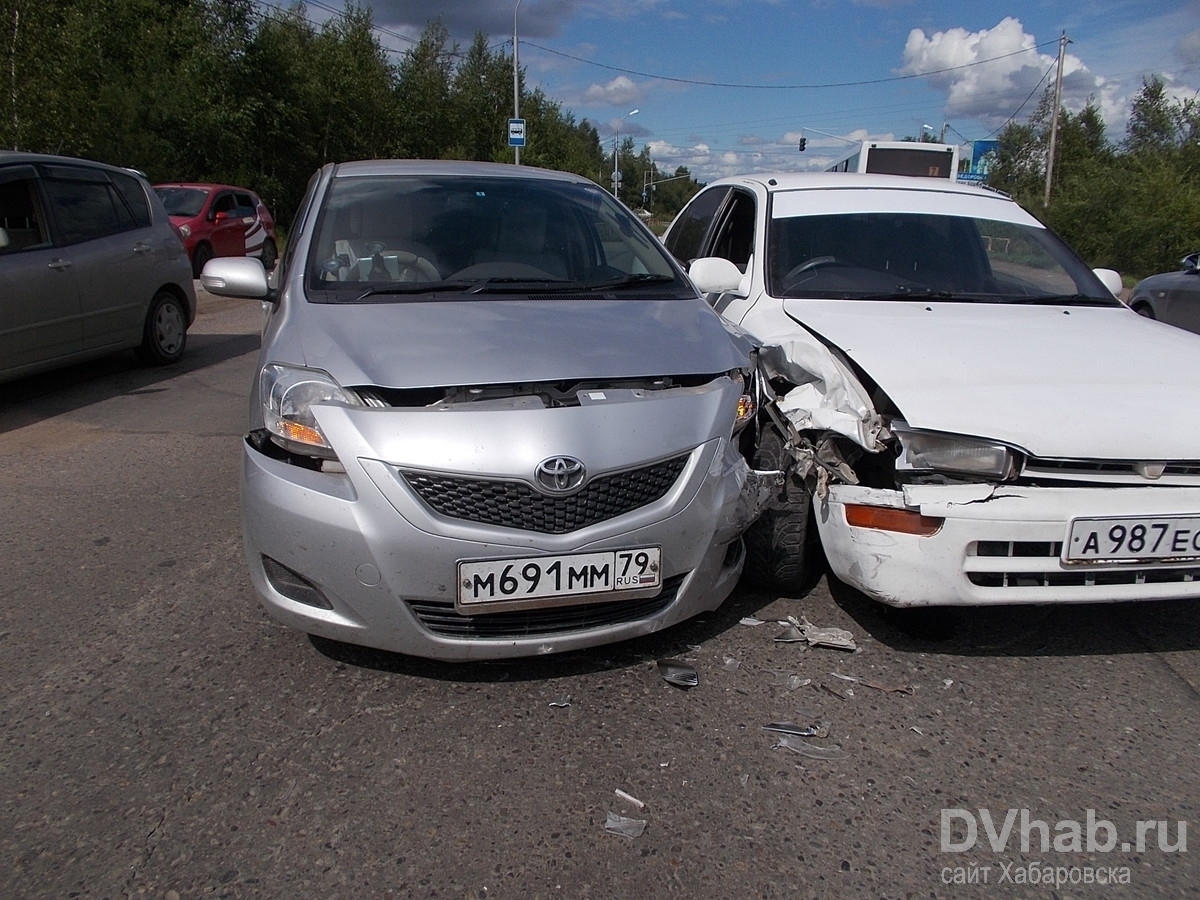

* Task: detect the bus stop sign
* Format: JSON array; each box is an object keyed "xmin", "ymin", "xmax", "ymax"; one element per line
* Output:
[{"xmin": 508, "ymin": 118, "xmax": 526, "ymax": 147}]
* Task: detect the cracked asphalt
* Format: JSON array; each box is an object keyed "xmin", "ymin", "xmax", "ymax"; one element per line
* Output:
[{"xmin": 1, "ymin": 292, "xmax": 1197, "ymax": 898}]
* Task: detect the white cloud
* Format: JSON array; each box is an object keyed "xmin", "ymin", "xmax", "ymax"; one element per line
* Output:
[
  {"xmin": 898, "ymin": 17, "xmax": 1118, "ymax": 133},
  {"xmin": 582, "ymin": 75, "xmax": 643, "ymax": 107}
]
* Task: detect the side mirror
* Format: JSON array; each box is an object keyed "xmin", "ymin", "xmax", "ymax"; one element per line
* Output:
[
  {"xmin": 200, "ymin": 256, "xmax": 271, "ymax": 299},
  {"xmin": 688, "ymin": 257, "xmax": 745, "ymax": 295},
  {"xmin": 1092, "ymin": 268, "xmax": 1122, "ymax": 298},
  {"xmin": 213, "ymin": 210, "xmax": 230, "ymax": 223},
  {"xmin": 1183, "ymin": 253, "xmax": 1199, "ymax": 272}
]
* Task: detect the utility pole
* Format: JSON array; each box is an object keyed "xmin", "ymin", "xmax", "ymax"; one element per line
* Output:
[
  {"xmin": 512, "ymin": 0, "xmax": 523, "ymax": 165},
  {"xmin": 1044, "ymin": 31, "xmax": 1068, "ymax": 207}
]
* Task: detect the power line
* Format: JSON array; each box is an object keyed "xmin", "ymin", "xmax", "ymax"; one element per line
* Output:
[{"xmin": 521, "ymin": 39, "xmax": 1060, "ymax": 90}]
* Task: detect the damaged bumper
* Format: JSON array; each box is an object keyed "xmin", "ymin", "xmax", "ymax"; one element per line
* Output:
[
  {"xmin": 816, "ymin": 482, "xmax": 1200, "ymax": 607},
  {"xmin": 242, "ymin": 381, "xmax": 774, "ymax": 660}
]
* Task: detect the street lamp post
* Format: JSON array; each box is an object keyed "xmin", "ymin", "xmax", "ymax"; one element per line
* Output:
[
  {"xmin": 513, "ymin": 0, "xmax": 523, "ymax": 165},
  {"xmin": 611, "ymin": 108, "xmax": 638, "ymax": 197}
]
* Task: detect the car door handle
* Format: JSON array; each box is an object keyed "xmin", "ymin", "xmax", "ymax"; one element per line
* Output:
[
  {"xmin": 47, "ymin": 258, "xmax": 72, "ymax": 271},
  {"xmin": 133, "ymin": 242, "xmax": 152, "ymax": 253}
]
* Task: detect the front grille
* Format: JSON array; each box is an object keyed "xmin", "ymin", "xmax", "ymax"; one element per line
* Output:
[
  {"xmin": 970, "ymin": 540, "xmax": 1200, "ymax": 588},
  {"xmin": 1022, "ymin": 458, "xmax": 1200, "ymax": 483},
  {"xmin": 401, "ymin": 454, "xmax": 689, "ymax": 533},
  {"xmin": 407, "ymin": 574, "xmax": 685, "ymax": 638}
]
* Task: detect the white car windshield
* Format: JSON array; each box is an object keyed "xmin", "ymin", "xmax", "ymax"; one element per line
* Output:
[{"xmin": 767, "ymin": 209, "xmax": 1117, "ymax": 304}]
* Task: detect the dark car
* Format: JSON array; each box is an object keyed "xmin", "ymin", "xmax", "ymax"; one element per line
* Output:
[
  {"xmin": 1128, "ymin": 253, "xmax": 1200, "ymax": 335},
  {"xmin": 0, "ymin": 152, "xmax": 197, "ymax": 383},
  {"xmin": 154, "ymin": 182, "xmax": 278, "ymax": 277}
]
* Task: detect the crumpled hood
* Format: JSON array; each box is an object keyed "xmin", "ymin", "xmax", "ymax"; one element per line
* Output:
[
  {"xmin": 781, "ymin": 299, "xmax": 1200, "ymax": 459},
  {"xmin": 287, "ymin": 296, "xmax": 751, "ymax": 388}
]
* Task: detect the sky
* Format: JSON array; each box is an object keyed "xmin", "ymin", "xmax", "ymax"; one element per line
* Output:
[{"xmin": 289, "ymin": 0, "xmax": 1200, "ymax": 181}]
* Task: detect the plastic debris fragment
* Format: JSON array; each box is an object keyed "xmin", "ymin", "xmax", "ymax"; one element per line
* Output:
[
  {"xmin": 739, "ymin": 616, "xmax": 766, "ymax": 626},
  {"xmin": 774, "ymin": 624, "xmax": 807, "ymax": 643},
  {"xmin": 792, "ymin": 616, "xmax": 856, "ymax": 651},
  {"xmin": 615, "ymin": 788, "xmax": 645, "ymax": 809},
  {"xmin": 604, "ymin": 811, "xmax": 647, "ymax": 837},
  {"xmin": 723, "ymin": 656, "xmax": 741, "ymax": 672},
  {"xmin": 773, "ymin": 733, "xmax": 849, "ymax": 760},
  {"xmin": 762, "ymin": 721, "xmax": 830, "ymax": 739},
  {"xmin": 657, "ymin": 659, "xmax": 699, "ymax": 688},
  {"xmin": 548, "ymin": 694, "xmax": 572, "ymax": 707},
  {"xmin": 830, "ymin": 672, "xmax": 913, "ymax": 694}
]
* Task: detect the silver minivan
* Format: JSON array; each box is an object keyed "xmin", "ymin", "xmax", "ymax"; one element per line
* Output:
[{"xmin": 0, "ymin": 152, "xmax": 196, "ymax": 382}]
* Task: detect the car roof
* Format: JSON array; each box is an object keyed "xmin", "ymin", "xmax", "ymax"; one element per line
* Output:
[
  {"xmin": 705, "ymin": 170, "xmax": 1009, "ymax": 197},
  {"xmin": 153, "ymin": 182, "xmax": 259, "ymax": 194},
  {"xmin": 325, "ymin": 159, "xmax": 594, "ymax": 186},
  {"xmin": 0, "ymin": 150, "xmax": 147, "ymax": 179}
]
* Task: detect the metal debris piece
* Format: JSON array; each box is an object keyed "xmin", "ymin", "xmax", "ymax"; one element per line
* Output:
[
  {"xmin": 762, "ymin": 721, "xmax": 830, "ymax": 739},
  {"xmin": 614, "ymin": 788, "xmax": 645, "ymax": 809},
  {"xmin": 831, "ymin": 671, "xmax": 913, "ymax": 695},
  {"xmin": 739, "ymin": 616, "xmax": 766, "ymax": 626},
  {"xmin": 772, "ymin": 733, "xmax": 849, "ymax": 760},
  {"xmin": 548, "ymin": 694, "xmax": 572, "ymax": 707},
  {"xmin": 820, "ymin": 682, "xmax": 849, "ymax": 701},
  {"xmin": 657, "ymin": 659, "xmax": 699, "ymax": 688},
  {"xmin": 604, "ymin": 811, "xmax": 647, "ymax": 838}
]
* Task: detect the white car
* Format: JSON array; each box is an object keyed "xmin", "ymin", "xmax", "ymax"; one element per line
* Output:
[{"xmin": 668, "ymin": 172, "xmax": 1200, "ymax": 608}]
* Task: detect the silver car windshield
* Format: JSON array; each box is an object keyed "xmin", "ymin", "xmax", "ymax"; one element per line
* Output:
[
  {"xmin": 767, "ymin": 211, "xmax": 1119, "ymax": 304},
  {"xmin": 306, "ymin": 174, "xmax": 681, "ymax": 301}
]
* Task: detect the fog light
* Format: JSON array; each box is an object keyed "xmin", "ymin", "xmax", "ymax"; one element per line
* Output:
[
  {"xmin": 262, "ymin": 556, "xmax": 333, "ymax": 609},
  {"xmin": 844, "ymin": 504, "xmax": 943, "ymax": 536}
]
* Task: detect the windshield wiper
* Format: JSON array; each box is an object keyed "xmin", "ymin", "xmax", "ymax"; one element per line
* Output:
[
  {"xmin": 463, "ymin": 277, "xmax": 569, "ymax": 294},
  {"xmin": 839, "ymin": 285, "xmax": 956, "ymax": 301},
  {"xmin": 1014, "ymin": 293, "xmax": 1119, "ymax": 306},
  {"xmin": 352, "ymin": 282, "xmax": 468, "ymax": 301},
  {"xmin": 582, "ymin": 273, "xmax": 676, "ymax": 291}
]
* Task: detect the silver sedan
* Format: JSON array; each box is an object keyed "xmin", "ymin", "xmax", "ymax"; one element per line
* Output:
[{"xmin": 203, "ymin": 160, "xmax": 773, "ymax": 660}]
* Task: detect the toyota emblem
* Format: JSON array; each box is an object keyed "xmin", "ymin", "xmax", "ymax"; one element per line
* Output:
[{"xmin": 534, "ymin": 456, "xmax": 586, "ymax": 495}]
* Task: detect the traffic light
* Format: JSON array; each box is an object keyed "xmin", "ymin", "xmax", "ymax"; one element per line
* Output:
[{"xmin": 798, "ymin": 137, "xmax": 807, "ymax": 151}]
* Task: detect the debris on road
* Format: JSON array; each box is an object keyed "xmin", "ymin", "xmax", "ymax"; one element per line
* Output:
[
  {"xmin": 657, "ymin": 658, "xmax": 699, "ymax": 688},
  {"xmin": 548, "ymin": 694, "xmax": 572, "ymax": 707},
  {"xmin": 772, "ymin": 733, "xmax": 849, "ymax": 760},
  {"xmin": 604, "ymin": 811, "xmax": 647, "ymax": 838},
  {"xmin": 762, "ymin": 721, "xmax": 830, "ymax": 739},
  {"xmin": 615, "ymin": 788, "xmax": 646, "ymax": 809}
]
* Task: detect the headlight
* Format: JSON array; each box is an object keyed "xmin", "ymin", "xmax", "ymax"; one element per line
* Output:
[
  {"xmin": 893, "ymin": 425, "xmax": 1017, "ymax": 480},
  {"xmin": 729, "ymin": 369, "xmax": 756, "ymax": 433},
  {"xmin": 260, "ymin": 364, "xmax": 362, "ymax": 458}
]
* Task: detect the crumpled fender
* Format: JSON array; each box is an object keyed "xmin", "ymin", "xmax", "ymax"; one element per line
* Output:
[{"xmin": 757, "ymin": 336, "xmax": 887, "ymax": 453}]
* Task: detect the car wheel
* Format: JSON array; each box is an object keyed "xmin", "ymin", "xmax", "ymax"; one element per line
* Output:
[
  {"xmin": 260, "ymin": 238, "xmax": 278, "ymax": 271},
  {"xmin": 136, "ymin": 291, "xmax": 187, "ymax": 366},
  {"xmin": 742, "ymin": 426, "xmax": 815, "ymax": 594},
  {"xmin": 1132, "ymin": 302, "xmax": 1155, "ymax": 319},
  {"xmin": 192, "ymin": 242, "xmax": 213, "ymax": 279}
]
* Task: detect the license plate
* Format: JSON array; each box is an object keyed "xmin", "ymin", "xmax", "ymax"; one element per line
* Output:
[
  {"xmin": 1065, "ymin": 516, "xmax": 1200, "ymax": 562},
  {"xmin": 458, "ymin": 547, "xmax": 661, "ymax": 607}
]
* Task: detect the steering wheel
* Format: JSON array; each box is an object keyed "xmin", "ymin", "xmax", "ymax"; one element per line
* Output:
[
  {"xmin": 783, "ymin": 255, "xmax": 845, "ymax": 281},
  {"xmin": 367, "ymin": 249, "xmax": 441, "ymax": 282}
]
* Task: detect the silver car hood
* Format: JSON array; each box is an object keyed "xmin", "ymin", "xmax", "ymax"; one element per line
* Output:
[
  {"xmin": 289, "ymin": 296, "xmax": 750, "ymax": 387},
  {"xmin": 781, "ymin": 299, "xmax": 1200, "ymax": 459}
]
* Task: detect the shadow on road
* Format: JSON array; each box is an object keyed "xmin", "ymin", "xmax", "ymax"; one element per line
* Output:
[{"xmin": 0, "ymin": 331, "xmax": 260, "ymax": 434}]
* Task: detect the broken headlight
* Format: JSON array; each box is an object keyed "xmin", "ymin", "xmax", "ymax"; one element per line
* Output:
[
  {"xmin": 730, "ymin": 369, "xmax": 756, "ymax": 433},
  {"xmin": 893, "ymin": 424, "xmax": 1018, "ymax": 481},
  {"xmin": 260, "ymin": 363, "xmax": 363, "ymax": 459}
]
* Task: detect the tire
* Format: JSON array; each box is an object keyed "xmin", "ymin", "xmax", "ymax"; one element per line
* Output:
[
  {"xmin": 191, "ymin": 242, "xmax": 213, "ymax": 279},
  {"xmin": 136, "ymin": 291, "xmax": 187, "ymax": 366},
  {"xmin": 742, "ymin": 426, "xmax": 815, "ymax": 594},
  {"xmin": 260, "ymin": 238, "xmax": 278, "ymax": 271},
  {"xmin": 1132, "ymin": 302, "xmax": 1155, "ymax": 319}
]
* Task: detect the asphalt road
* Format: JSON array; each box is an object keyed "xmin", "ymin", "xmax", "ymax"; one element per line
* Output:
[{"xmin": 1, "ymin": 290, "xmax": 1197, "ymax": 898}]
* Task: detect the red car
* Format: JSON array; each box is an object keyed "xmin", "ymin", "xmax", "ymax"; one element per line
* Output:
[{"xmin": 154, "ymin": 182, "xmax": 277, "ymax": 277}]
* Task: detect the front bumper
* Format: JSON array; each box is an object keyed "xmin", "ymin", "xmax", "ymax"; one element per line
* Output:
[
  {"xmin": 817, "ymin": 482, "xmax": 1200, "ymax": 607},
  {"xmin": 241, "ymin": 382, "xmax": 771, "ymax": 659}
]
